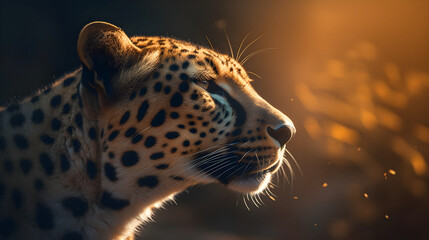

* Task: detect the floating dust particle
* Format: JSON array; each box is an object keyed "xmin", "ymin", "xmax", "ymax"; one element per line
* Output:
[
  {"xmin": 384, "ymin": 172, "xmax": 388, "ymax": 180},
  {"xmin": 293, "ymin": 196, "xmax": 299, "ymax": 200},
  {"xmin": 364, "ymin": 193, "xmax": 369, "ymax": 198},
  {"xmin": 385, "ymin": 214, "xmax": 389, "ymax": 219},
  {"xmin": 357, "ymin": 147, "xmax": 361, "ymax": 151},
  {"xmin": 388, "ymin": 169, "xmax": 396, "ymax": 175},
  {"xmin": 290, "ymin": 98, "xmax": 294, "ymax": 101},
  {"xmin": 322, "ymin": 182, "xmax": 328, "ymax": 188}
]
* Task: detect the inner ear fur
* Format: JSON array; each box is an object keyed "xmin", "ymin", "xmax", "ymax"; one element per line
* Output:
[{"xmin": 77, "ymin": 21, "xmax": 153, "ymax": 120}]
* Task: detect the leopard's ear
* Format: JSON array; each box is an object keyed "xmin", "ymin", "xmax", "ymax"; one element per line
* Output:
[
  {"xmin": 77, "ymin": 22, "xmax": 157, "ymax": 120},
  {"xmin": 77, "ymin": 21, "xmax": 141, "ymax": 96}
]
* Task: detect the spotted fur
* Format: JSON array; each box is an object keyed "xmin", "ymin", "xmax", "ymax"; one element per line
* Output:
[{"xmin": 0, "ymin": 22, "xmax": 295, "ymax": 240}]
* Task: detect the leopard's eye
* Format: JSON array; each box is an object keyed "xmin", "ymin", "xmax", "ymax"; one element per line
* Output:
[{"xmin": 192, "ymin": 79, "xmax": 209, "ymax": 90}]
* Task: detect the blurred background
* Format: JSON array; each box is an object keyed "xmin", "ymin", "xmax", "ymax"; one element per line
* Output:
[{"xmin": 1, "ymin": 0, "xmax": 429, "ymax": 239}]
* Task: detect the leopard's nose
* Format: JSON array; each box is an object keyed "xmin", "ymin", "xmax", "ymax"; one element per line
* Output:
[{"xmin": 267, "ymin": 124, "xmax": 295, "ymax": 147}]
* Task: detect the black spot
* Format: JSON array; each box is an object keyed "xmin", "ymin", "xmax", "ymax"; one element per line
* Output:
[
  {"xmin": 75, "ymin": 113, "xmax": 83, "ymax": 130},
  {"xmin": 187, "ymin": 54, "xmax": 196, "ymax": 59},
  {"xmin": 62, "ymin": 197, "xmax": 88, "ymax": 218},
  {"xmin": 151, "ymin": 110, "xmax": 166, "ymax": 127},
  {"xmin": 0, "ymin": 136, "xmax": 6, "ymax": 151},
  {"xmin": 164, "ymin": 86, "xmax": 171, "ymax": 94},
  {"xmin": 0, "ymin": 217, "xmax": 16, "ymax": 236},
  {"xmin": 182, "ymin": 61, "xmax": 190, "ymax": 69},
  {"xmin": 171, "ymin": 147, "xmax": 177, "ymax": 153},
  {"xmin": 19, "ymin": 158, "xmax": 33, "ymax": 175},
  {"xmin": 131, "ymin": 134, "xmax": 143, "ymax": 144},
  {"xmin": 165, "ymin": 74, "xmax": 172, "ymax": 80},
  {"xmin": 203, "ymin": 121, "xmax": 210, "ymax": 127},
  {"xmin": 51, "ymin": 118, "xmax": 62, "ymax": 131},
  {"xmin": 119, "ymin": 111, "xmax": 130, "ymax": 125},
  {"xmin": 137, "ymin": 175, "xmax": 159, "ymax": 188},
  {"xmin": 169, "ymin": 64, "xmax": 179, "ymax": 71},
  {"xmin": 189, "ymin": 128, "xmax": 197, "ymax": 133},
  {"xmin": 50, "ymin": 95, "xmax": 62, "ymax": 108},
  {"xmin": 108, "ymin": 131, "xmax": 119, "ymax": 141},
  {"xmin": 121, "ymin": 151, "xmax": 139, "ymax": 166},
  {"xmin": 12, "ymin": 189, "xmax": 22, "ymax": 210},
  {"xmin": 139, "ymin": 87, "xmax": 147, "ymax": 96},
  {"xmin": 177, "ymin": 124, "xmax": 185, "ymax": 129},
  {"xmin": 170, "ymin": 112, "xmax": 179, "ymax": 119},
  {"xmin": 129, "ymin": 91, "xmax": 137, "ymax": 100},
  {"xmin": 231, "ymin": 128, "xmax": 242, "ymax": 136},
  {"xmin": 104, "ymin": 163, "xmax": 118, "ymax": 182},
  {"xmin": 195, "ymin": 140, "xmax": 202, "ymax": 146},
  {"xmin": 34, "ymin": 179, "xmax": 44, "ymax": 191},
  {"xmin": 156, "ymin": 164, "xmax": 169, "ymax": 169},
  {"xmin": 63, "ymin": 77, "xmax": 75, "ymax": 87},
  {"xmin": 150, "ymin": 152, "xmax": 164, "ymax": 160},
  {"xmin": 36, "ymin": 203, "xmax": 54, "ymax": 229},
  {"xmin": 62, "ymin": 103, "xmax": 71, "ymax": 114},
  {"xmin": 137, "ymin": 101, "xmax": 149, "ymax": 122},
  {"xmin": 72, "ymin": 139, "xmax": 81, "ymax": 152},
  {"xmin": 190, "ymin": 93, "xmax": 198, "ymax": 100},
  {"xmin": 3, "ymin": 160, "xmax": 13, "ymax": 173},
  {"xmin": 100, "ymin": 191, "xmax": 130, "ymax": 210},
  {"xmin": 32, "ymin": 109, "xmax": 44, "ymax": 124},
  {"xmin": 86, "ymin": 160, "xmax": 97, "ymax": 179},
  {"xmin": 39, "ymin": 135, "xmax": 54, "ymax": 145},
  {"xmin": 200, "ymin": 132, "xmax": 207, "ymax": 138},
  {"xmin": 188, "ymin": 121, "xmax": 196, "ymax": 126},
  {"xmin": 108, "ymin": 152, "xmax": 115, "ymax": 159},
  {"xmin": 165, "ymin": 132, "xmax": 180, "ymax": 139},
  {"xmin": 6, "ymin": 104, "xmax": 20, "ymax": 112},
  {"xmin": 179, "ymin": 73, "xmax": 189, "ymax": 80},
  {"xmin": 88, "ymin": 127, "xmax": 97, "ymax": 140},
  {"xmin": 60, "ymin": 154, "xmax": 70, "ymax": 172},
  {"xmin": 170, "ymin": 92, "xmax": 183, "ymax": 107},
  {"xmin": 31, "ymin": 96, "xmax": 40, "ymax": 103},
  {"xmin": 179, "ymin": 81, "xmax": 189, "ymax": 92},
  {"xmin": 144, "ymin": 136, "xmax": 156, "ymax": 148},
  {"xmin": 10, "ymin": 113, "xmax": 25, "ymax": 128},
  {"xmin": 13, "ymin": 134, "xmax": 29, "ymax": 149},
  {"xmin": 125, "ymin": 127, "xmax": 136, "ymax": 137},
  {"xmin": 39, "ymin": 153, "xmax": 54, "ymax": 176},
  {"xmin": 183, "ymin": 140, "xmax": 190, "ymax": 147},
  {"xmin": 154, "ymin": 82, "xmax": 163, "ymax": 92},
  {"xmin": 209, "ymin": 128, "xmax": 216, "ymax": 133},
  {"xmin": 62, "ymin": 232, "xmax": 84, "ymax": 240}
]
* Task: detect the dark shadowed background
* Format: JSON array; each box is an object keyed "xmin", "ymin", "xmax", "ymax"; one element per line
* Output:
[{"xmin": 1, "ymin": 0, "xmax": 429, "ymax": 239}]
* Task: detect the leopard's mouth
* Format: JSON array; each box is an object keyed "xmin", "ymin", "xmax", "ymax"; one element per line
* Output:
[{"xmin": 190, "ymin": 147, "xmax": 283, "ymax": 193}]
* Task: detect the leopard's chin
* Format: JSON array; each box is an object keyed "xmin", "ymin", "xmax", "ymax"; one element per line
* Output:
[{"xmin": 227, "ymin": 172, "xmax": 272, "ymax": 194}]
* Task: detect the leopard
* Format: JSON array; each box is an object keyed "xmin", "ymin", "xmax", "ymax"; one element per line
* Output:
[{"xmin": 0, "ymin": 21, "xmax": 295, "ymax": 240}]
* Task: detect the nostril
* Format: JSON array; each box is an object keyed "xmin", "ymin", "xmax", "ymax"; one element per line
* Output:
[{"xmin": 267, "ymin": 125, "xmax": 294, "ymax": 146}]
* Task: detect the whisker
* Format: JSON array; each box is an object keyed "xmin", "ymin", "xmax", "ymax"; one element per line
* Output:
[
  {"xmin": 224, "ymin": 30, "xmax": 235, "ymax": 59},
  {"xmin": 236, "ymin": 31, "xmax": 253, "ymax": 61},
  {"xmin": 236, "ymin": 33, "xmax": 265, "ymax": 62},
  {"xmin": 240, "ymin": 48, "xmax": 278, "ymax": 66},
  {"xmin": 246, "ymin": 71, "xmax": 262, "ymax": 80},
  {"xmin": 205, "ymin": 35, "xmax": 215, "ymax": 51}
]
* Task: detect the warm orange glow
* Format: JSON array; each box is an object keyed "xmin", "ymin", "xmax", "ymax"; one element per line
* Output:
[
  {"xmin": 322, "ymin": 182, "xmax": 328, "ymax": 188},
  {"xmin": 303, "ymin": 116, "xmax": 322, "ymax": 139},
  {"xmin": 364, "ymin": 193, "xmax": 369, "ymax": 199},
  {"xmin": 392, "ymin": 138, "xmax": 427, "ymax": 175},
  {"xmin": 326, "ymin": 122, "xmax": 359, "ymax": 145},
  {"xmin": 414, "ymin": 124, "xmax": 429, "ymax": 144}
]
